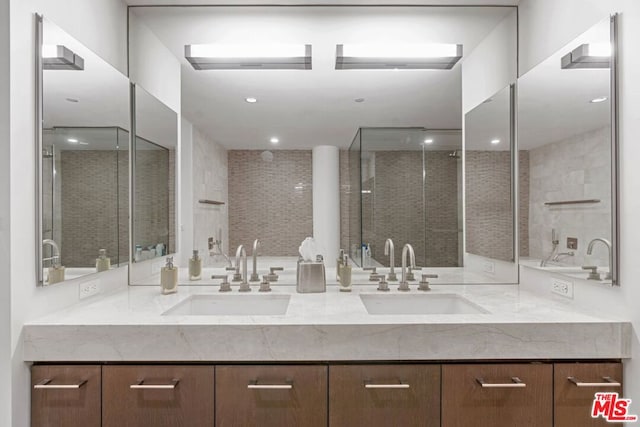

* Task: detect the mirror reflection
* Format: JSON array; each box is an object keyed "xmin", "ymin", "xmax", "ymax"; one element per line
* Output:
[
  {"xmin": 517, "ymin": 17, "xmax": 616, "ymax": 284},
  {"xmin": 132, "ymin": 85, "xmax": 177, "ymax": 262},
  {"xmin": 39, "ymin": 17, "xmax": 130, "ymax": 285}
]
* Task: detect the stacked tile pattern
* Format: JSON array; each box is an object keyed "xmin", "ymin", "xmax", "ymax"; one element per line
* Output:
[
  {"xmin": 518, "ymin": 150, "xmax": 530, "ymax": 257},
  {"xmin": 465, "ymin": 150, "xmax": 514, "ymax": 262},
  {"xmin": 228, "ymin": 150, "xmax": 312, "ymax": 256},
  {"xmin": 193, "ymin": 128, "xmax": 229, "ymax": 266},
  {"xmin": 339, "ymin": 150, "xmax": 350, "ymax": 253},
  {"xmin": 525, "ymin": 126, "xmax": 611, "ymax": 267}
]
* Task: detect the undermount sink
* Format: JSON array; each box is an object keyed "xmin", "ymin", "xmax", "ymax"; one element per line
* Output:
[
  {"xmin": 163, "ymin": 294, "xmax": 290, "ymax": 316},
  {"xmin": 360, "ymin": 293, "xmax": 489, "ymax": 315}
]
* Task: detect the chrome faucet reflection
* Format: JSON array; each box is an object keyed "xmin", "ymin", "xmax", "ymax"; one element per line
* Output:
[
  {"xmin": 586, "ymin": 238, "xmax": 612, "ymax": 281},
  {"xmin": 235, "ymin": 245, "xmax": 250, "ymax": 292},
  {"xmin": 384, "ymin": 238, "xmax": 397, "ymax": 281},
  {"xmin": 250, "ymin": 239, "xmax": 261, "ymax": 282},
  {"xmin": 42, "ymin": 239, "xmax": 60, "ymax": 265},
  {"xmin": 399, "ymin": 243, "xmax": 416, "ymax": 291}
]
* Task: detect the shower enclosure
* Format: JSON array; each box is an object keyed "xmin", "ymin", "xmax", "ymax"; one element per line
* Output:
[{"xmin": 348, "ymin": 128, "xmax": 463, "ymax": 268}]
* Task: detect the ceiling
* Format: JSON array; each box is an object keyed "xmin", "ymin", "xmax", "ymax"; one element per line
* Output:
[{"xmin": 132, "ymin": 6, "xmax": 514, "ymax": 149}]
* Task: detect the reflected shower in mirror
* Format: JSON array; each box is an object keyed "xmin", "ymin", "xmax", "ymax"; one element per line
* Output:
[
  {"xmin": 517, "ymin": 17, "xmax": 617, "ymax": 285},
  {"xmin": 132, "ymin": 85, "xmax": 177, "ymax": 263},
  {"xmin": 464, "ymin": 85, "xmax": 515, "ymax": 263},
  {"xmin": 38, "ymin": 16, "xmax": 130, "ymax": 285}
]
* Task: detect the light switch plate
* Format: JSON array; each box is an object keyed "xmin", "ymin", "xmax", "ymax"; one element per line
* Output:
[
  {"xmin": 550, "ymin": 278, "xmax": 574, "ymax": 298},
  {"xmin": 79, "ymin": 280, "xmax": 100, "ymax": 300}
]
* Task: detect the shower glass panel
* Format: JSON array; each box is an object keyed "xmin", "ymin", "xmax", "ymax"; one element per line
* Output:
[{"xmin": 349, "ymin": 128, "xmax": 462, "ymax": 268}]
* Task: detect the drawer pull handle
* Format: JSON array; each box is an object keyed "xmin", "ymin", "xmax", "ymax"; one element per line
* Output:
[
  {"xmin": 33, "ymin": 379, "xmax": 87, "ymax": 390},
  {"xmin": 476, "ymin": 377, "xmax": 526, "ymax": 388},
  {"xmin": 130, "ymin": 379, "xmax": 179, "ymax": 390},
  {"xmin": 364, "ymin": 381, "xmax": 410, "ymax": 389},
  {"xmin": 568, "ymin": 376, "xmax": 621, "ymax": 387},
  {"xmin": 247, "ymin": 381, "xmax": 293, "ymax": 390}
]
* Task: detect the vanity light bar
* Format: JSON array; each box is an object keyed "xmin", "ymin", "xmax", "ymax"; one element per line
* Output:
[
  {"xmin": 184, "ymin": 44, "xmax": 312, "ymax": 70},
  {"xmin": 561, "ymin": 43, "xmax": 611, "ymax": 69},
  {"xmin": 42, "ymin": 45, "xmax": 85, "ymax": 71},
  {"xmin": 335, "ymin": 43, "xmax": 463, "ymax": 70}
]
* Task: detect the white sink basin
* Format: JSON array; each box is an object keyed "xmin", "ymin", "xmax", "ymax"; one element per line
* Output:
[
  {"xmin": 163, "ymin": 294, "xmax": 290, "ymax": 316},
  {"xmin": 360, "ymin": 293, "xmax": 489, "ymax": 315}
]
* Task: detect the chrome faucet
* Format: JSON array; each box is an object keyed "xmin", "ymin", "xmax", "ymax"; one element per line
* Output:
[
  {"xmin": 586, "ymin": 238, "xmax": 613, "ymax": 281},
  {"xmin": 250, "ymin": 239, "xmax": 261, "ymax": 282},
  {"xmin": 42, "ymin": 239, "xmax": 60, "ymax": 265},
  {"xmin": 235, "ymin": 245, "xmax": 250, "ymax": 291},
  {"xmin": 384, "ymin": 238, "xmax": 397, "ymax": 281},
  {"xmin": 398, "ymin": 243, "xmax": 416, "ymax": 291}
]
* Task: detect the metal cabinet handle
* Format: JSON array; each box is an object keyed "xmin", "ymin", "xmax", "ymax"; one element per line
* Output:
[
  {"xmin": 568, "ymin": 376, "xmax": 621, "ymax": 387},
  {"xmin": 247, "ymin": 380, "xmax": 293, "ymax": 390},
  {"xmin": 130, "ymin": 379, "xmax": 179, "ymax": 389},
  {"xmin": 364, "ymin": 381, "xmax": 410, "ymax": 389},
  {"xmin": 476, "ymin": 377, "xmax": 526, "ymax": 388},
  {"xmin": 34, "ymin": 379, "xmax": 87, "ymax": 390}
]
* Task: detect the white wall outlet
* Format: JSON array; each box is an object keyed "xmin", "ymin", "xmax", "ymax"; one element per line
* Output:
[
  {"xmin": 550, "ymin": 278, "xmax": 574, "ymax": 299},
  {"xmin": 483, "ymin": 261, "xmax": 495, "ymax": 274},
  {"xmin": 79, "ymin": 280, "xmax": 100, "ymax": 300}
]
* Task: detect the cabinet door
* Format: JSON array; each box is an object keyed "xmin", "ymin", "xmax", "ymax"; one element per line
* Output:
[
  {"xmin": 31, "ymin": 365, "xmax": 101, "ymax": 427},
  {"xmin": 102, "ymin": 365, "xmax": 214, "ymax": 427},
  {"xmin": 216, "ymin": 365, "xmax": 327, "ymax": 427},
  {"xmin": 329, "ymin": 364, "xmax": 441, "ymax": 427},
  {"xmin": 555, "ymin": 362, "xmax": 624, "ymax": 427},
  {"xmin": 442, "ymin": 363, "xmax": 552, "ymax": 427}
]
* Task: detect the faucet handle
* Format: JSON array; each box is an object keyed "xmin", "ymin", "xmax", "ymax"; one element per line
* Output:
[
  {"xmin": 406, "ymin": 267, "xmax": 421, "ymax": 281},
  {"xmin": 212, "ymin": 274, "xmax": 231, "ymax": 292},
  {"xmin": 363, "ymin": 267, "xmax": 378, "ymax": 281},
  {"xmin": 267, "ymin": 267, "xmax": 283, "ymax": 281},
  {"xmin": 259, "ymin": 275, "xmax": 272, "ymax": 292},
  {"xmin": 582, "ymin": 266, "xmax": 601, "ymax": 281},
  {"xmin": 418, "ymin": 274, "xmax": 438, "ymax": 291},
  {"xmin": 225, "ymin": 266, "xmax": 236, "ymax": 271},
  {"xmin": 372, "ymin": 274, "xmax": 389, "ymax": 292}
]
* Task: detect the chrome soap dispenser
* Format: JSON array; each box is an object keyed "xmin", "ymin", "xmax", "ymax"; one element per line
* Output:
[
  {"xmin": 161, "ymin": 257, "xmax": 178, "ymax": 294},
  {"xmin": 189, "ymin": 250, "xmax": 202, "ymax": 281},
  {"xmin": 96, "ymin": 249, "xmax": 111, "ymax": 273}
]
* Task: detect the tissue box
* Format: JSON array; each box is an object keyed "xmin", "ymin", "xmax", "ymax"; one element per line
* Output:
[{"xmin": 296, "ymin": 260, "xmax": 326, "ymax": 293}]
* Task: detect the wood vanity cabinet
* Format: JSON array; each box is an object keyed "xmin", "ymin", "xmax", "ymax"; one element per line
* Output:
[
  {"xmin": 31, "ymin": 365, "xmax": 102, "ymax": 427},
  {"xmin": 215, "ymin": 365, "xmax": 327, "ymax": 427},
  {"xmin": 329, "ymin": 364, "xmax": 441, "ymax": 427},
  {"xmin": 442, "ymin": 363, "xmax": 553, "ymax": 427},
  {"xmin": 554, "ymin": 362, "xmax": 624, "ymax": 427},
  {"xmin": 102, "ymin": 365, "xmax": 215, "ymax": 427}
]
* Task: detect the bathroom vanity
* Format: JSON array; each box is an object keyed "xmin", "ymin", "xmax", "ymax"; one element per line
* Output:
[{"xmin": 26, "ymin": 278, "xmax": 630, "ymax": 427}]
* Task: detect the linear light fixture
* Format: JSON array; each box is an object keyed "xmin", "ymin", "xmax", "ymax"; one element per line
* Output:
[
  {"xmin": 335, "ymin": 43, "xmax": 463, "ymax": 70},
  {"xmin": 185, "ymin": 44, "xmax": 312, "ymax": 70},
  {"xmin": 42, "ymin": 45, "xmax": 84, "ymax": 70},
  {"xmin": 561, "ymin": 43, "xmax": 611, "ymax": 69}
]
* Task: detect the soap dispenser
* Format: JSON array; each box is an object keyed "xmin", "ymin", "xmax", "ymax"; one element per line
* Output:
[
  {"xmin": 336, "ymin": 249, "xmax": 344, "ymax": 282},
  {"xmin": 96, "ymin": 249, "xmax": 111, "ymax": 273},
  {"xmin": 189, "ymin": 250, "xmax": 202, "ymax": 281},
  {"xmin": 161, "ymin": 257, "xmax": 178, "ymax": 294},
  {"xmin": 48, "ymin": 263, "xmax": 66, "ymax": 285},
  {"xmin": 339, "ymin": 255, "xmax": 352, "ymax": 292}
]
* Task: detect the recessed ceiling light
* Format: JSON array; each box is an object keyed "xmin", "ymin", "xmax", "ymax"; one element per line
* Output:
[
  {"xmin": 423, "ymin": 139, "xmax": 434, "ymax": 144},
  {"xmin": 67, "ymin": 138, "xmax": 78, "ymax": 143},
  {"xmin": 270, "ymin": 137, "xmax": 279, "ymax": 144},
  {"xmin": 79, "ymin": 142, "xmax": 89, "ymax": 146},
  {"xmin": 590, "ymin": 96, "xmax": 608, "ymax": 103},
  {"xmin": 245, "ymin": 97, "xmax": 258, "ymax": 103},
  {"xmin": 491, "ymin": 139, "xmax": 501, "ymax": 145},
  {"xmin": 65, "ymin": 98, "xmax": 79, "ymax": 103},
  {"xmin": 354, "ymin": 98, "xmax": 365, "ymax": 103}
]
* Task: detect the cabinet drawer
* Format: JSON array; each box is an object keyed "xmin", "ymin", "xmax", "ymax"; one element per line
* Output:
[
  {"xmin": 31, "ymin": 365, "xmax": 101, "ymax": 427},
  {"xmin": 442, "ymin": 363, "xmax": 552, "ymax": 427},
  {"xmin": 216, "ymin": 365, "xmax": 327, "ymax": 427},
  {"xmin": 102, "ymin": 365, "xmax": 214, "ymax": 427},
  {"xmin": 329, "ymin": 364, "xmax": 441, "ymax": 427},
  {"xmin": 555, "ymin": 362, "xmax": 624, "ymax": 427}
]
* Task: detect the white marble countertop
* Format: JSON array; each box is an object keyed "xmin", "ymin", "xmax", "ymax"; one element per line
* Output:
[{"xmin": 24, "ymin": 263, "xmax": 631, "ymax": 362}]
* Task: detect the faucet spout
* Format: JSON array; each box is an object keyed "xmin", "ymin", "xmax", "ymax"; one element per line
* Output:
[
  {"xmin": 42, "ymin": 239, "xmax": 61, "ymax": 266},
  {"xmin": 384, "ymin": 238, "xmax": 397, "ymax": 281},
  {"xmin": 235, "ymin": 245, "xmax": 249, "ymax": 290},
  {"xmin": 399, "ymin": 244, "xmax": 415, "ymax": 291},
  {"xmin": 250, "ymin": 239, "xmax": 261, "ymax": 282},
  {"xmin": 586, "ymin": 238, "xmax": 613, "ymax": 280}
]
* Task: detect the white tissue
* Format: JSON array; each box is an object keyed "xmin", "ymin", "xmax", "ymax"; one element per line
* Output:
[{"xmin": 298, "ymin": 237, "xmax": 319, "ymax": 261}]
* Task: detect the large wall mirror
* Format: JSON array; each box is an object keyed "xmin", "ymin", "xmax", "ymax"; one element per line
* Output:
[
  {"xmin": 36, "ymin": 15, "xmax": 130, "ymax": 286},
  {"xmin": 518, "ymin": 16, "xmax": 618, "ymax": 285},
  {"xmin": 131, "ymin": 85, "xmax": 177, "ymax": 264}
]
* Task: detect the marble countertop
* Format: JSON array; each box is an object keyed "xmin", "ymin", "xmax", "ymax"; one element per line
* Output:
[{"xmin": 23, "ymin": 266, "xmax": 631, "ymax": 362}]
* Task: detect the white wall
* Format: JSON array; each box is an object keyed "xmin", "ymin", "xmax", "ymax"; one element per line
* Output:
[
  {"xmin": 518, "ymin": 0, "xmax": 640, "ymax": 408},
  {"xmin": 180, "ymin": 118, "xmax": 194, "ymax": 265},
  {"xmin": 8, "ymin": 1, "xmax": 129, "ymax": 425}
]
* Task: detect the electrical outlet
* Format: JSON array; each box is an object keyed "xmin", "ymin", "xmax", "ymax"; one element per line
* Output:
[
  {"xmin": 567, "ymin": 237, "xmax": 578, "ymax": 250},
  {"xmin": 483, "ymin": 261, "xmax": 495, "ymax": 274},
  {"xmin": 79, "ymin": 280, "xmax": 100, "ymax": 300},
  {"xmin": 550, "ymin": 278, "xmax": 574, "ymax": 298}
]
